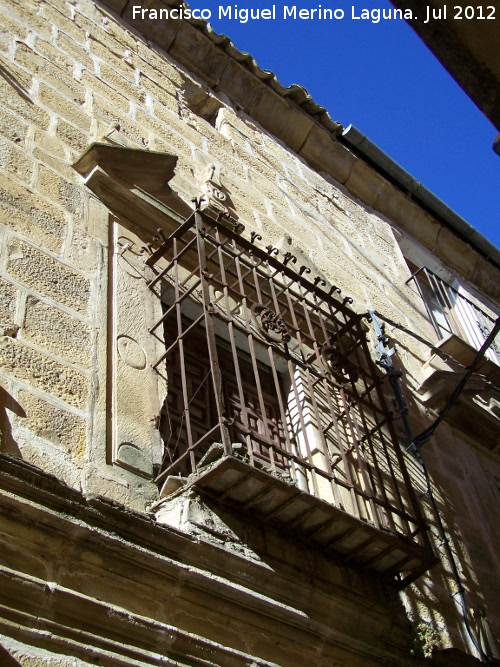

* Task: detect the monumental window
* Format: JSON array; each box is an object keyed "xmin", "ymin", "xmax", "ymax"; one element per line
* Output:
[{"xmin": 146, "ymin": 209, "xmax": 435, "ymax": 587}]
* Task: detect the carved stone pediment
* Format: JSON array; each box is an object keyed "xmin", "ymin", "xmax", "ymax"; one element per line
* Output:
[
  {"xmin": 73, "ymin": 143, "xmax": 192, "ymax": 234},
  {"xmin": 73, "ymin": 143, "xmax": 177, "ymax": 192}
]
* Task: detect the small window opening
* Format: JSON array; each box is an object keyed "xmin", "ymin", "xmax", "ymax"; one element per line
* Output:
[{"xmin": 407, "ymin": 262, "xmax": 500, "ymax": 365}]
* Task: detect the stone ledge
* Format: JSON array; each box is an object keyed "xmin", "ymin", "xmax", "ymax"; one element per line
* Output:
[{"xmin": 0, "ymin": 453, "xmax": 418, "ymax": 665}]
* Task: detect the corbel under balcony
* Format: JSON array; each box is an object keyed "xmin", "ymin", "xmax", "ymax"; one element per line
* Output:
[{"xmin": 418, "ymin": 334, "xmax": 500, "ymax": 452}]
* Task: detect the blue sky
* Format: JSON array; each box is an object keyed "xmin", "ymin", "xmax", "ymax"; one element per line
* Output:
[{"xmin": 189, "ymin": 0, "xmax": 500, "ymax": 249}]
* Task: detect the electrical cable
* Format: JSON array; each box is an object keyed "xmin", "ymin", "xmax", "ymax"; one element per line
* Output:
[
  {"xmin": 413, "ymin": 445, "xmax": 493, "ymax": 663},
  {"xmin": 370, "ymin": 311, "xmax": 499, "ymax": 663},
  {"xmin": 411, "ymin": 315, "xmax": 500, "ymax": 449},
  {"xmin": 371, "ymin": 309, "xmax": 468, "ymax": 370}
]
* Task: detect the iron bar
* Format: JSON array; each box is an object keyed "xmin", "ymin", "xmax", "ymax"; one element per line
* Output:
[{"xmin": 147, "ymin": 210, "xmax": 435, "ymax": 584}]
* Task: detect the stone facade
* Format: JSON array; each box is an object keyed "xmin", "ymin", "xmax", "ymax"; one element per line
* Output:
[{"xmin": 0, "ymin": 0, "xmax": 499, "ymax": 665}]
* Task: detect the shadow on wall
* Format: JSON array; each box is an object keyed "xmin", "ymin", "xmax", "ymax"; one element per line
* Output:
[
  {"xmin": 400, "ymin": 462, "xmax": 500, "ymax": 661},
  {"xmin": 0, "ymin": 645, "xmax": 22, "ymax": 666},
  {"xmin": 0, "ymin": 386, "xmax": 25, "ymax": 457},
  {"xmin": 0, "ymin": 57, "xmax": 32, "ymax": 102}
]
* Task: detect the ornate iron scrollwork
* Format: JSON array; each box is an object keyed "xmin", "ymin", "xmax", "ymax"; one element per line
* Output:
[
  {"xmin": 321, "ymin": 343, "xmax": 358, "ymax": 384},
  {"xmin": 251, "ymin": 304, "xmax": 291, "ymax": 343}
]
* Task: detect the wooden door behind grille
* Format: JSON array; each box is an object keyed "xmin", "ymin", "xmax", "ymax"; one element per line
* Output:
[
  {"xmin": 161, "ymin": 317, "xmax": 288, "ymax": 474},
  {"xmin": 161, "ymin": 333, "xmax": 215, "ymax": 475},
  {"xmin": 220, "ymin": 348, "xmax": 289, "ymax": 471}
]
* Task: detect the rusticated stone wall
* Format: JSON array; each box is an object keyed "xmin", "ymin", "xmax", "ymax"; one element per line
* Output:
[{"xmin": 0, "ymin": 0, "xmax": 499, "ymax": 664}]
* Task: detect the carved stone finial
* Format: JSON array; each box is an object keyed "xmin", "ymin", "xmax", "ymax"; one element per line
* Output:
[{"xmin": 200, "ymin": 164, "xmax": 242, "ymax": 231}]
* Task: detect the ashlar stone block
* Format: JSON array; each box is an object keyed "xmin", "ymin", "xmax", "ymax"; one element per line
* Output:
[
  {"xmin": 17, "ymin": 389, "xmax": 87, "ymax": 458},
  {"xmin": 0, "ymin": 174, "xmax": 66, "ymax": 253},
  {"xmin": 22, "ymin": 296, "xmax": 92, "ymax": 368},
  {"xmin": 135, "ymin": 40, "xmax": 185, "ymax": 88},
  {"xmin": 38, "ymin": 85, "xmax": 91, "ymax": 134},
  {"xmin": 56, "ymin": 32, "xmax": 95, "ymax": 71},
  {"xmin": 0, "ymin": 75, "xmax": 51, "ymax": 132},
  {"xmin": 1, "ymin": 0, "xmax": 52, "ymax": 38},
  {"xmin": 6, "ymin": 241, "xmax": 90, "ymax": 315},
  {"xmin": 15, "ymin": 44, "xmax": 85, "ymax": 106},
  {"xmin": 33, "ymin": 130, "xmax": 68, "ymax": 161},
  {"xmin": 0, "ymin": 337, "xmax": 90, "ymax": 409},
  {"xmin": 82, "ymin": 70, "xmax": 131, "ymax": 114},
  {"xmin": 36, "ymin": 166, "xmax": 86, "ymax": 218},
  {"xmin": 0, "ymin": 276, "xmax": 18, "ymax": 332},
  {"xmin": 0, "ymin": 137, "xmax": 34, "ymax": 185},
  {"xmin": 0, "ymin": 106, "xmax": 28, "ymax": 145},
  {"xmin": 55, "ymin": 119, "xmax": 89, "ymax": 154}
]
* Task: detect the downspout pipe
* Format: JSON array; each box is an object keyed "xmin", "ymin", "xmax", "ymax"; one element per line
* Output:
[{"xmin": 342, "ymin": 124, "xmax": 500, "ymax": 271}]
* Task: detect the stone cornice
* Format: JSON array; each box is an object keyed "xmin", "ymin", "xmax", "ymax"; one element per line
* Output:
[{"xmin": 0, "ymin": 453, "xmax": 419, "ymax": 665}]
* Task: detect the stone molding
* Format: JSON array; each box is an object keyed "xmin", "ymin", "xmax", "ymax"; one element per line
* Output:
[{"xmin": 0, "ymin": 453, "xmax": 421, "ymax": 666}]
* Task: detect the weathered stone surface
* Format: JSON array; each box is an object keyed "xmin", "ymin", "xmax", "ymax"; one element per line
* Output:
[
  {"xmin": 0, "ymin": 276, "xmax": 17, "ymax": 329},
  {"xmin": 82, "ymin": 70, "xmax": 130, "ymax": 113},
  {"xmin": 168, "ymin": 21, "xmax": 227, "ymax": 87},
  {"xmin": 55, "ymin": 119, "xmax": 89, "ymax": 153},
  {"xmin": 15, "ymin": 43, "xmax": 85, "ymax": 106},
  {"xmin": 215, "ymin": 57, "xmax": 264, "ymax": 115},
  {"xmin": 66, "ymin": 227, "xmax": 100, "ymax": 274},
  {"xmin": 33, "ymin": 130, "xmax": 68, "ymax": 161},
  {"xmin": 0, "ymin": 73, "xmax": 50, "ymax": 130},
  {"xmin": 17, "ymin": 390, "xmax": 87, "ymax": 458},
  {"xmin": 99, "ymin": 64, "xmax": 145, "ymax": 106},
  {"xmin": 36, "ymin": 167, "xmax": 86, "ymax": 217},
  {"xmin": 0, "ymin": 0, "xmax": 52, "ymax": 37},
  {"xmin": 33, "ymin": 148, "xmax": 76, "ymax": 183},
  {"xmin": 0, "ymin": 174, "xmax": 66, "ymax": 252},
  {"xmin": 135, "ymin": 109, "xmax": 191, "ymax": 156},
  {"xmin": 6, "ymin": 241, "xmax": 90, "ymax": 314},
  {"xmin": 139, "ymin": 72, "xmax": 179, "ymax": 110},
  {"xmin": 0, "ymin": 337, "xmax": 89, "ymax": 409},
  {"xmin": 109, "ymin": 221, "xmax": 165, "ymax": 479},
  {"xmin": 22, "ymin": 297, "xmax": 92, "ymax": 367},
  {"xmin": 56, "ymin": 32, "xmax": 94, "ymax": 71},
  {"xmin": 0, "ymin": 137, "xmax": 34, "ymax": 184},
  {"xmin": 92, "ymin": 95, "xmax": 147, "ymax": 148},
  {"xmin": 38, "ymin": 85, "xmax": 91, "ymax": 133},
  {"xmin": 0, "ymin": 10, "xmax": 27, "ymax": 42},
  {"xmin": 122, "ymin": 5, "xmax": 179, "ymax": 53},
  {"xmin": 88, "ymin": 35, "xmax": 137, "ymax": 83},
  {"xmin": 0, "ymin": 106, "xmax": 28, "ymax": 144},
  {"xmin": 39, "ymin": 4, "xmax": 85, "ymax": 43}
]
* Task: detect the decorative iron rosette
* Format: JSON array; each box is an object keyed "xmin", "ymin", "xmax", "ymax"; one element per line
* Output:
[
  {"xmin": 321, "ymin": 343, "xmax": 359, "ymax": 384},
  {"xmin": 251, "ymin": 304, "xmax": 291, "ymax": 343}
]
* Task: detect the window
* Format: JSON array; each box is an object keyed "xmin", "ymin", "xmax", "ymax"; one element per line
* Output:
[
  {"xmin": 407, "ymin": 264, "xmax": 500, "ymax": 365},
  {"xmin": 146, "ymin": 210, "xmax": 435, "ymax": 587},
  {"xmin": 160, "ymin": 317, "xmax": 289, "ymax": 476}
]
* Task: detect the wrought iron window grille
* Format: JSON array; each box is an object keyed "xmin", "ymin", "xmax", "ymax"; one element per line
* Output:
[{"xmin": 145, "ymin": 208, "xmax": 436, "ymax": 587}]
